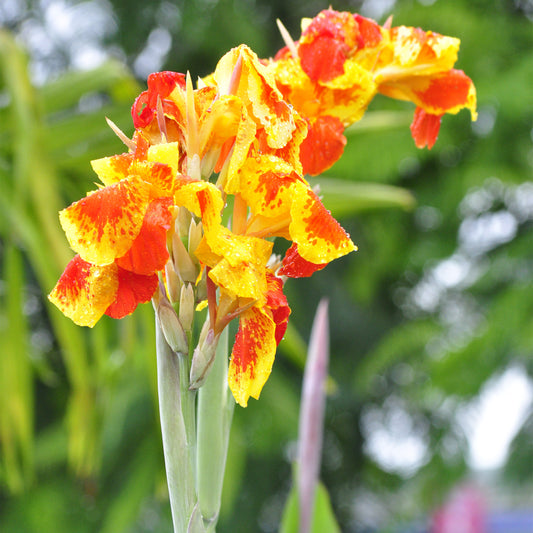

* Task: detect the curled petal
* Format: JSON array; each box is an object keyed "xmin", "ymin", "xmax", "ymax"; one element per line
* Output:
[
  {"xmin": 48, "ymin": 255, "xmax": 118, "ymax": 327},
  {"xmin": 289, "ymin": 186, "xmax": 356, "ymax": 264},
  {"xmin": 278, "ymin": 243, "xmax": 327, "ymax": 278},
  {"xmin": 228, "ymin": 306, "xmax": 276, "ymax": 407},
  {"xmin": 414, "ymin": 69, "xmax": 477, "ymax": 117},
  {"xmin": 105, "ymin": 268, "xmax": 159, "ymax": 319},
  {"xmin": 132, "ymin": 71, "xmax": 186, "ymax": 128},
  {"xmin": 380, "ymin": 69, "xmax": 477, "ymax": 118},
  {"xmin": 265, "ymin": 272, "xmax": 291, "ymax": 344},
  {"xmin": 354, "ymin": 14, "xmax": 383, "ymax": 48},
  {"xmin": 214, "ymin": 45, "xmax": 297, "ymax": 150}
]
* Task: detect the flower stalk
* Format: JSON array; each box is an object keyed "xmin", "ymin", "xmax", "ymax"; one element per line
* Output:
[
  {"xmin": 155, "ymin": 317, "xmax": 199, "ymax": 532},
  {"xmin": 196, "ymin": 326, "xmax": 234, "ymax": 531}
]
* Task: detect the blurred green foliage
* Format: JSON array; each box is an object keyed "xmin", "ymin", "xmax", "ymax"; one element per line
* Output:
[{"xmin": 0, "ymin": 0, "xmax": 532, "ymax": 532}]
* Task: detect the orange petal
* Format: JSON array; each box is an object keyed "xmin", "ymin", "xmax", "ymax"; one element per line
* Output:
[
  {"xmin": 228, "ymin": 306, "xmax": 276, "ymax": 407},
  {"xmin": 298, "ymin": 9, "xmax": 357, "ymax": 82},
  {"xmin": 414, "ymin": 69, "xmax": 477, "ymax": 116},
  {"xmin": 354, "ymin": 14, "xmax": 383, "ymax": 48},
  {"xmin": 105, "ymin": 267, "xmax": 158, "ymax": 319},
  {"xmin": 238, "ymin": 154, "xmax": 303, "ymax": 220},
  {"xmin": 214, "ymin": 45, "xmax": 297, "ymax": 150},
  {"xmin": 300, "ymin": 116, "xmax": 346, "ymax": 176},
  {"xmin": 48, "ymin": 255, "xmax": 118, "ymax": 327},
  {"xmin": 410, "ymin": 108, "xmax": 442, "ymax": 149},
  {"xmin": 116, "ymin": 197, "xmax": 173, "ymax": 275}
]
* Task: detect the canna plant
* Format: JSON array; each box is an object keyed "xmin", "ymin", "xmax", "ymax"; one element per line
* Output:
[{"xmin": 47, "ymin": 9, "xmax": 476, "ymax": 532}]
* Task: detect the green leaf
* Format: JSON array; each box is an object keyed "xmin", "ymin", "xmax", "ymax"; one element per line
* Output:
[{"xmin": 280, "ymin": 481, "xmax": 341, "ymax": 533}]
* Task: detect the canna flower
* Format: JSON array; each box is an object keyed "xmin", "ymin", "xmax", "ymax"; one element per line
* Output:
[
  {"xmin": 49, "ymin": 43, "xmax": 355, "ymax": 407},
  {"xmin": 268, "ymin": 9, "xmax": 477, "ymax": 175},
  {"xmin": 49, "ymin": 140, "xmax": 178, "ymax": 327}
]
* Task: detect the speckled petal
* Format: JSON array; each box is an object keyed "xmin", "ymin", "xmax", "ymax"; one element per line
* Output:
[
  {"xmin": 289, "ymin": 185, "xmax": 356, "ymax": 264},
  {"xmin": 48, "ymin": 255, "xmax": 118, "ymax": 327},
  {"xmin": 228, "ymin": 306, "xmax": 276, "ymax": 407},
  {"xmin": 60, "ymin": 176, "xmax": 153, "ymax": 265}
]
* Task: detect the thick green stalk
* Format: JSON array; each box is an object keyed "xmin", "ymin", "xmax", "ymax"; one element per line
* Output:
[
  {"xmin": 196, "ymin": 327, "xmax": 234, "ymax": 531},
  {"xmin": 156, "ymin": 319, "xmax": 203, "ymax": 533}
]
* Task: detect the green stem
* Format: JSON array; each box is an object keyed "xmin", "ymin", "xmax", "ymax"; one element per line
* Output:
[
  {"xmin": 196, "ymin": 326, "xmax": 234, "ymax": 531},
  {"xmin": 156, "ymin": 319, "xmax": 203, "ymax": 533}
]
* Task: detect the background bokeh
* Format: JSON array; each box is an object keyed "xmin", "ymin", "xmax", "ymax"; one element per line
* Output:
[{"xmin": 1, "ymin": 0, "xmax": 532, "ymax": 531}]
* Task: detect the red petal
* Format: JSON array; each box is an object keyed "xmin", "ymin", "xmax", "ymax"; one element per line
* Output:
[
  {"xmin": 279, "ymin": 243, "xmax": 327, "ymax": 278},
  {"xmin": 105, "ymin": 268, "xmax": 158, "ymax": 319},
  {"xmin": 299, "ymin": 35, "xmax": 348, "ymax": 82},
  {"xmin": 410, "ymin": 107, "xmax": 442, "ymax": 149},
  {"xmin": 300, "ymin": 116, "xmax": 347, "ymax": 176},
  {"xmin": 116, "ymin": 197, "xmax": 172, "ymax": 275},
  {"xmin": 266, "ymin": 272, "xmax": 291, "ymax": 345}
]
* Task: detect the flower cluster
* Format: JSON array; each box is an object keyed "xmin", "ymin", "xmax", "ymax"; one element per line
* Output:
[
  {"xmin": 268, "ymin": 9, "xmax": 477, "ymax": 175},
  {"xmin": 49, "ymin": 9, "xmax": 476, "ymax": 407}
]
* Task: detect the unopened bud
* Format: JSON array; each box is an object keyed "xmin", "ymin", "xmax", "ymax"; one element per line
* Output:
[
  {"xmin": 179, "ymin": 283, "xmax": 195, "ymax": 332},
  {"xmin": 188, "ymin": 219, "xmax": 203, "ymax": 257},
  {"xmin": 172, "ymin": 230, "xmax": 198, "ymax": 283},
  {"xmin": 189, "ymin": 322, "xmax": 220, "ymax": 390},
  {"xmin": 195, "ymin": 267, "xmax": 207, "ymax": 303},
  {"xmin": 177, "ymin": 206, "xmax": 192, "ymax": 240},
  {"xmin": 157, "ymin": 297, "xmax": 188, "ymax": 355},
  {"xmin": 165, "ymin": 261, "xmax": 181, "ymax": 304}
]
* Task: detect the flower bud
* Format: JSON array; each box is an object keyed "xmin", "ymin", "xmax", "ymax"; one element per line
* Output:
[
  {"xmin": 172, "ymin": 230, "xmax": 198, "ymax": 283},
  {"xmin": 165, "ymin": 260, "xmax": 182, "ymax": 304},
  {"xmin": 176, "ymin": 206, "xmax": 192, "ymax": 240},
  {"xmin": 188, "ymin": 219, "xmax": 203, "ymax": 258},
  {"xmin": 156, "ymin": 295, "xmax": 188, "ymax": 355},
  {"xmin": 179, "ymin": 283, "xmax": 195, "ymax": 332},
  {"xmin": 189, "ymin": 321, "xmax": 220, "ymax": 390}
]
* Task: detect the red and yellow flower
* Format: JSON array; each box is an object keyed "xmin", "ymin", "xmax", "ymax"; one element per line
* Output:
[
  {"xmin": 49, "ymin": 10, "xmax": 475, "ymax": 407},
  {"xmin": 268, "ymin": 9, "xmax": 477, "ymax": 175}
]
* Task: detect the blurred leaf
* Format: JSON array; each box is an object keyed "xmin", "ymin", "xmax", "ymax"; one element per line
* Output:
[
  {"xmin": 280, "ymin": 480, "xmax": 341, "ymax": 533},
  {"xmin": 311, "ymin": 178, "xmax": 416, "ymax": 218}
]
